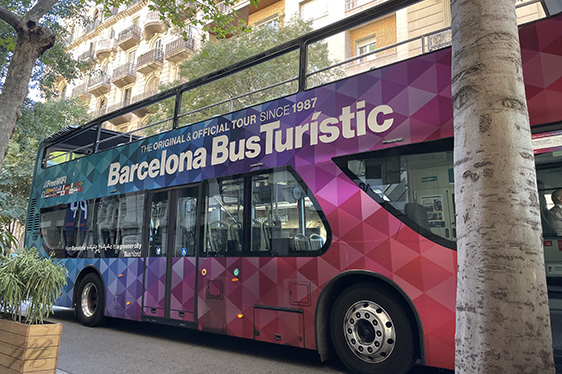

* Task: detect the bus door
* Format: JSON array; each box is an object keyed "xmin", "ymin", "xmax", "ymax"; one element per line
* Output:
[
  {"xmin": 142, "ymin": 185, "xmax": 200, "ymax": 324},
  {"xmin": 197, "ymin": 177, "xmax": 245, "ymax": 335}
]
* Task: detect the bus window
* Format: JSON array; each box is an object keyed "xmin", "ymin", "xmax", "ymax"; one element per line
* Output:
[
  {"xmin": 149, "ymin": 191, "xmax": 168, "ymax": 257},
  {"xmin": 174, "ymin": 187, "xmax": 199, "ymax": 257},
  {"xmin": 40, "ymin": 192, "xmax": 144, "ymax": 258},
  {"xmin": 203, "ymin": 177, "xmax": 244, "ymax": 256},
  {"xmin": 250, "ymin": 169, "xmax": 327, "ymax": 255},
  {"xmin": 335, "ymin": 140, "xmax": 456, "ymax": 248},
  {"xmin": 40, "ymin": 200, "xmax": 94, "ymax": 258}
]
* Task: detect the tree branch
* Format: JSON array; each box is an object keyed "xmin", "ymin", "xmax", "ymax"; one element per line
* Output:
[
  {"xmin": 26, "ymin": 0, "xmax": 60, "ymax": 23},
  {"xmin": 0, "ymin": 6, "xmax": 22, "ymax": 30}
]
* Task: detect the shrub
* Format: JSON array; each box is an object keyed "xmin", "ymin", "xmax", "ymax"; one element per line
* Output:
[{"xmin": 0, "ymin": 247, "xmax": 67, "ymax": 324}]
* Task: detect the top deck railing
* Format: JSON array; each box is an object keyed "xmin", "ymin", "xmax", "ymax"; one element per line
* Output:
[{"xmin": 43, "ymin": 0, "xmax": 551, "ymax": 167}]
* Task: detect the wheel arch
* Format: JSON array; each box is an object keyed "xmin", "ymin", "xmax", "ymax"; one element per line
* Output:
[
  {"xmin": 314, "ymin": 270, "xmax": 425, "ymax": 364},
  {"xmin": 72, "ymin": 265, "xmax": 106, "ymax": 311}
]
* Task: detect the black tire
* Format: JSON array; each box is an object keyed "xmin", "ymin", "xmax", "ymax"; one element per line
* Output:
[
  {"xmin": 76, "ymin": 273, "xmax": 105, "ymax": 326},
  {"xmin": 330, "ymin": 283, "xmax": 416, "ymax": 374}
]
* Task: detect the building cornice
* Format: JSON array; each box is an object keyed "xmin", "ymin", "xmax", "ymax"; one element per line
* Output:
[{"xmin": 67, "ymin": 0, "xmax": 149, "ymax": 50}]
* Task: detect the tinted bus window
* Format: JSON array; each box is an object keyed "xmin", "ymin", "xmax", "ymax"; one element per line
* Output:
[
  {"xmin": 40, "ymin": 193, "xmax": 144, "ymax": 258},
  {"xmin": 335, "ymin": 140, "xmax": 456, "ymax": 248},
  {"xmin": 250, "ymin": 169, "xmax": 327, "ymax": 255},
  {"xmin": 204, "ymin": 177, "xmax": 244, "ymax": 256},
  {"xmin": 201, "ymin": 167, "xmax": 329, "ymax": 257}
]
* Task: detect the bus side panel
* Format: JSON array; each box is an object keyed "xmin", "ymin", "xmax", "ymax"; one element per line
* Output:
[
  {"xmin": 57, "ymin": 258, "xmax": 143, "ymax": 321},
  {"xmin": 296, "ymin": 161, "xmax": 457, "ymax": 369}
]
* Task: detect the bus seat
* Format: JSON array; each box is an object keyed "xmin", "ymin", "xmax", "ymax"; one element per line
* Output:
[
  {"xmin": 251, "ymin": 219, "xmax": 263, "ymax": 252},
  {"xmin": 263, "ymin": 218, "xmax": 282, "ymax": 251},
  {"xmin": 404, "ymin": 203, "xmax": 430, "ymax": 230},
  {"xmin": 294, "ymin": 233, "xmax": 311, "ymax": 251},
  {"xmin": 309, "ymin": 234, "xmax": 324, "ymax": 250},
  {"xmin": 209, "ymin": 221, "xmax": 228, "ymax": 254}
]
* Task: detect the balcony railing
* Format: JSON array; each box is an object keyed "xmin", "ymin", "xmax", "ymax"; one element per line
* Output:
[
  {"xmin": 72, "ymin": 82, "xmax": 90, "ymax": 98},
  {"xmin": 107, "ymin": 102, "xmax": 133, "ymax": 125},
  {"xmin": 131, "ymin": 90, "xmax": 159, "ymax": 116},
  {"xmin": 164, "ymin": 37, "xmax": 195, "ymax": 62},
  {"xmin": 95, "ymin": 39, "xmax": 117, "ymax": 58},
  {"xmin": 118, "ymin": 25, "xmax": 141, "ymax": 50},
  {"xmin": 137, "ymin": 49, "xmax": 164, "ymax": 74},
  {"xmin": 87, "ymin": 73, "xmax": 111, "ymax": 96},
  {"xmin": 144, "ymin": 11, "xmax": 167, "ymax": 39},
  {"xmin": 77, "ymin": 50, "xmax": 95, "ymax": 62},
  {"xmin": 111, "ymin": 62, "xmax": 136, "ymax": 87}
]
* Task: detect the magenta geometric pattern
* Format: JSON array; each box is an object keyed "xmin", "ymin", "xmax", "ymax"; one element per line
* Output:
[{"xmin": 169, "ymin": 257, "xmax": 197, "ymax": 322}]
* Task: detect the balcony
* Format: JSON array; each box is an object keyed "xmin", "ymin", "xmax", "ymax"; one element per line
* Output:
[
  {"xmin": 131, "ymin": 90, "xmax": 158, "ymax": 117},
  {"xmin": 143, "ymin": 12, "xmax": 168, "ymax": 39},
  {"xmin": 175, "ymin": 1, "xmax": 197, "ymax": 22},
  {"xmin": 117, "ymin": 25, "xmax": 141, "ymax": 50},
  {"xmin": 137, "ymin": 49, "xmax": 164, "ymax": 74},
  {"xmin": 71, "ymin": 82, "xmax": 91, "ymax": 100},
  {"xmin": 95, "ymin": 39, "xmax": 117, "ymax": 59},
  {"xmin": 164, "ymin": 37, "xmax": 195, "ymax": 62},
  {"xmin": 111, "ymin": 62, "xmax": 136, "ymax": 88},
  {"xmin": 107, "ymin": 102, "xmax": 133, "ymax": 125},
  {"xmin": 77, "ymin": 50, "xmax": 95, "ymax": 63},
  {"xmin": 87, "ymin": 73, "xmax": 111, "ymax": 96}
]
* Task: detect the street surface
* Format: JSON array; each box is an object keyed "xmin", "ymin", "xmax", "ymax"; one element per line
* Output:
[{"xmin": 51, "ymin": 308, "xmax": 452, "ymax": 374}]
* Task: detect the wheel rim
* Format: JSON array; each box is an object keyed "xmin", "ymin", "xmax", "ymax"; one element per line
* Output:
[
  {"xmin": 81, "ymin": 283, "xmax": 98, "ymax": 318},
  {"xmin": 342, "ymin": 300, "xmax": 396, "ymax": 364}
]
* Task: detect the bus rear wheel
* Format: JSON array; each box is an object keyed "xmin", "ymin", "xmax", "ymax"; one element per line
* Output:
[
  {"xmin": 330, "ymin": 284, "xmax": 415, "ymax": 374},
  {"xmin": 76, "ymin": 273, "xmax": 105, "ymax": 326}
]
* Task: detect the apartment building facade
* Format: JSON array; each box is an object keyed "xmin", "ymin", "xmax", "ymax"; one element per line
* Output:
[{"xmin": 59, "ymin": 0, "xmax": 545, "ymax": 133}]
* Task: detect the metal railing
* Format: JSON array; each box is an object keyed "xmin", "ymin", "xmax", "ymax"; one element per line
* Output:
[
  {"xmin": 77, "ymin": 50, "xmax": 95, "ymax": 62},
  {"xmin": 87, "ymin": 73, "xmax": 110, "ymax": 88},
  {"xmin": 137, "ymin": 49, "xmax": 164, "ymax": 67},
  {"xmin": 112, "ymin": 63, "xmax": 136, "ymax": 80},
  {"xmin": 118, "ymin": 25, "xmax": 142, "ymax": 44},
  {"xmin": 71, "ymin": 82, "xmax": 89, "ymax": 98},
  {"xmin": 44, "ymin": 0, "xmax": 552, "ymax": 164},
  {"xmin": 165, "ymin": 37, "xmax": 195, "ymax": 56}
]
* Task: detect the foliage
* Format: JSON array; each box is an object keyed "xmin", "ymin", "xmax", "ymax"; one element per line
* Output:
[
  {"xmin": 0, "ymin": 0, "xmax": 91, "ymax": 97},
  {"xmin": 144, "ymin": 16, "xmax": 344, "ymax": 132},
  {"xmin": 0, "ymin": 98, "xmax": 90, "ymax": 225},
  {"xmin": 0, "ymin": 215, "xmax": 16, "ymax": 255},
  {"xmin": 0, "ymin": 247, "xmax": 67, "ymax": 324}
]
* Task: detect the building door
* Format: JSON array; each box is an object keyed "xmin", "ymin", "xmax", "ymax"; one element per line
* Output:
[{"xmin": 142, "ymin": 185, "xmax": 200, "ymax": 324}]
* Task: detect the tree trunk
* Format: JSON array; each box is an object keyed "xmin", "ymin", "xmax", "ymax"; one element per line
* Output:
[
  {"xmin": 0, "ymin": 18, "xmax": 54, "ymax": 171},
  {"xmin": 452, "ymin": 0, "xmax": 555, "ymax": 372}
]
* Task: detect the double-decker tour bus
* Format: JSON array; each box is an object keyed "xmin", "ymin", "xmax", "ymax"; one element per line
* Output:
[{"xmin": 24, "ymin": 1, "xmax": 562, "ymax": 373}]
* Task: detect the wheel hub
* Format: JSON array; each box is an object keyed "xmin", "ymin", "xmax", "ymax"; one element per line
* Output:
[
  {"xmin": 343, "ymin": 300, "xmax": 395, "ymax": 363},
  {"xmin": 81, "ymin": 283, "xmax": 98, "ymax": 318}
]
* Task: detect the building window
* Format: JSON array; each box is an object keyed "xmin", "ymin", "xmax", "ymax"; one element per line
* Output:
[
  {"xmin": 254, "ymin": 15, "xmax": 279, "ymax": 31},
  {"xmin": 300, "ymin": 0, "xmax": 328, "ymax": 21},
  {"xmin": 122, "ymin": 87, "xmax": 132, "ymax": 106},
  {"xmin": 356, "ymin": 35, "xmax": 377, "ymax": 62}
]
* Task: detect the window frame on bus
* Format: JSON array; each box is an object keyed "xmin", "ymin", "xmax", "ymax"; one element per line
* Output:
[{"xmin": 334, "ymin": 137, "xmax": 457, "ymax": 250}]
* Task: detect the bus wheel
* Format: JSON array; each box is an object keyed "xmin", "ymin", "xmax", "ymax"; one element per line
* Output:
[
  {"xmin": 330, "ymin": 284, "xmax": 415, "ymax": 374},
  {"xmin": 76, "ymin": 273, "xmax": 105, "ymax": 326}
]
